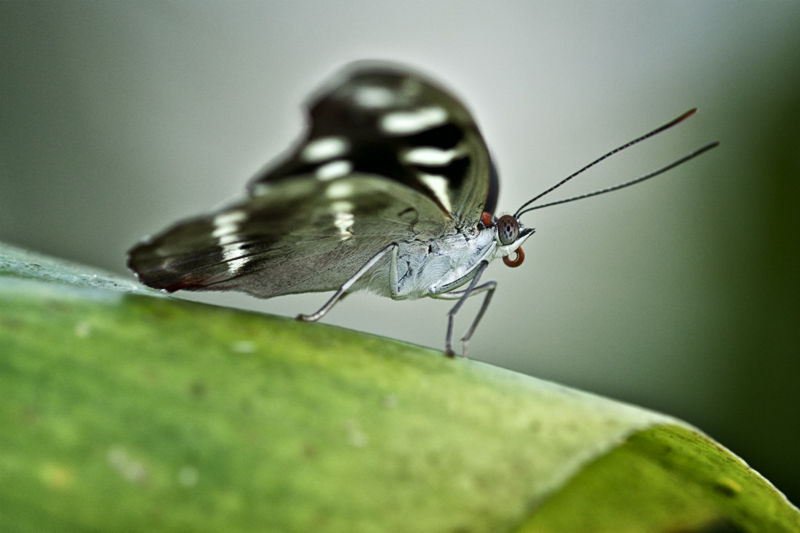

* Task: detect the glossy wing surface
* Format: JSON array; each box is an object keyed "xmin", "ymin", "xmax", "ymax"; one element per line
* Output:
[
  {"xmin": 127, "ymin": 174, "xmax": 448, "ymax": 298},
  {"xmin": 250, "ymin": 62, "xmax": 494, "ymax": 228}
]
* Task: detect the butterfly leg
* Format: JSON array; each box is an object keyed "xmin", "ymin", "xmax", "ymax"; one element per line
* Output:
[
  {"xmin": 456, "ymin": 280, "xmax": 497, "ymax": 358},
  {"xmin": 435, "ymin": 260, "xmax": 493, "ymax": 358},
  {"xmin": 435, "ymin": 280, "xmax": 496, "ymax": 358},
  {"xmin": 297, "ymin": 243, "xmax": 398, "ymax": 322}
]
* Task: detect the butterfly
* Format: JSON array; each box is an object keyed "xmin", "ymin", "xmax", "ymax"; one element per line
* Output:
[{"xmin": 127, "ymin": 61, "xmax": 717, "ymax": 357}]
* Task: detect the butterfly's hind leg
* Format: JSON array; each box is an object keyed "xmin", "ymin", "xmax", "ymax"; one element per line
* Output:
[
  {"xmin": 433, "ymin": 260, "xmax": 496, "ymax": 358},
  {"xmin": 297, "ymin": 243, "xmax": 399, "ymax": 322},
  {"xmin": 455, "ymin": 280, "xmax": 497, "ymax": 357}
]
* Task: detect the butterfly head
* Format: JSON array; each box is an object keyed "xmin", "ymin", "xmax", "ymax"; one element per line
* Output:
[{"xmin": 482, "ymin": 212, "xmax": 534, "ymax": 268}]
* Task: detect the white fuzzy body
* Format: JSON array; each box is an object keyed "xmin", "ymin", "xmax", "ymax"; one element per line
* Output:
[{"xmin": 357, "ymin": 225, "xmax": 532, "ymax": 300}]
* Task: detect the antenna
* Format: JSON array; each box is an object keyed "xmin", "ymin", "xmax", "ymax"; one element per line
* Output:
[
  {"xmin": 516, "ymin": 141, "xmax": 718, "ymax": 215},
  {"xmin": 514, "ymin": 109, "xmax": 704, "ymax": 218}
]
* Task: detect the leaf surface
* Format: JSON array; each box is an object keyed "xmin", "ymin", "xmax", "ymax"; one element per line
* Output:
[{"xmin": 1, "ymin": 242, "xmax": 796, "ymax": 532}]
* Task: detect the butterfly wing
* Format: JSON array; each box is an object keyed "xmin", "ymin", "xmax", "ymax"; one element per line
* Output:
[
  {"xmin": 251, "ymin": 62, "xmax": 495, "ymax": 228},
  {"xmin": 128, "ymin": 174, "xmax": 448, "ymax": 297},
  {"xmin": 128, "ymin": 63, "xmax": 495, "ymax": 298}
]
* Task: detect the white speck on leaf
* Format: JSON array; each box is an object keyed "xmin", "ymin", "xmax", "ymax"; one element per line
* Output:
[
  {"xmin": 232, "ymin": 341, "xmax": 255, "ymax": 353},
  {"xmin": 107, "ymin": 445, "xmax": 148, "ymax": 484},
  {"xmin": 383, "ymin": 395, "xmax": 398, "ymax": 409},
  {"xmin": 178, "ymin": 466, "xmax": 200, "ymax": 487},
  {"xmin": 345, "ymin": 419, "xmax": 369, "ymax": 448},
  {"xmin": 75, "ymin": 321, "xmax": 91, "ymax": 338}
]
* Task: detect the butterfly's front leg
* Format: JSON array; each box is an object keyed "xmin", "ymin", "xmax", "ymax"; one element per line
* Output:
[
  {"xmin": 297, "ymin": 243, "xmax": 399, "ymax": 322},
  {"xmin": 433, "ymin": 260, "xmax": 497, "ymax": 358}
]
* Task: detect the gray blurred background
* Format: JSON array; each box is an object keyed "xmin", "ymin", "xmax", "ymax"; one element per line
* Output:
[{"xmin": 2, "ymin": 2, "xmax": 799, "ymax": 502}]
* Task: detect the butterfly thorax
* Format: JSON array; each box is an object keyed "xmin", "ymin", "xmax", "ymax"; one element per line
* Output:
[{"xmin": 354, "ymin": 226, "xmax": 496, "ymax": 300}]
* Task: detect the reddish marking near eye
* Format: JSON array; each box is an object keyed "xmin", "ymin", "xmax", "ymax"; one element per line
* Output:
[
  {"xmin": 503, "ymin": 247, "xmax": 525, "ymax": 268},
  {"xmin": 480, "ymin": 212, "xmax": 493, "ymax": 227}
]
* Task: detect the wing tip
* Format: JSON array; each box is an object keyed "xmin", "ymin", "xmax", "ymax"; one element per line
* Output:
[{"xmin": 127, "ymin": 240, "xmax": 200, "ymax": 293}]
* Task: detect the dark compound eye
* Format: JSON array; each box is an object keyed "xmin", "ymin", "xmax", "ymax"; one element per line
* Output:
[{"xmin": 496, "ymin": 215, "xmax": 519, "ymax": 246}]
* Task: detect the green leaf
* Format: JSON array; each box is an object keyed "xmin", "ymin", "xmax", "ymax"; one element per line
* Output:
[{"xmin": 1, "ymin": 242, "xmax": 797, "ymax": 532}]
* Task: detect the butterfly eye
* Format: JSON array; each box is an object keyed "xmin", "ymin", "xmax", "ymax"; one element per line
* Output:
[{"xmin": 496, "ymin": 215, "xmax": 519, "ymax": 245}]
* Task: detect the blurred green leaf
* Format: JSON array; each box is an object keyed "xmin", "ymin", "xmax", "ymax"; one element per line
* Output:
[{"xmin": 1, "ymin": 242, "xmax": 797, "ymax": 532}]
